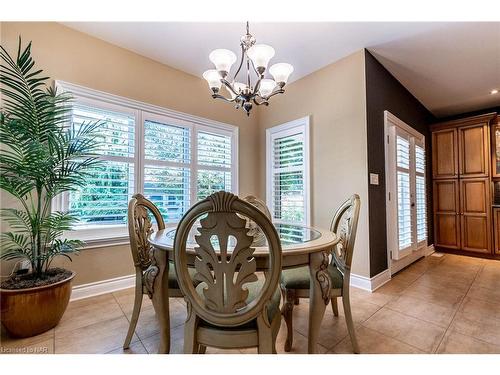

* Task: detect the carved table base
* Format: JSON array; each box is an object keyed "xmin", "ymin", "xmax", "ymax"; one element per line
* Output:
[{"xmin": 308, "ymin": 251, "xmax": 331, "ymax": 354}]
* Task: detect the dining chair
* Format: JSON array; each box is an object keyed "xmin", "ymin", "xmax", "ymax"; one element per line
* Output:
[
  {"xmin": 242, "ymin": 195, "xmax": 272, "ymax": 219},
  {"xmin": 174, "ymin": 191, "xmax": 282, "ymax": 354},
  {"xmin": 123, "ymin": 193, "xmax": 198, "ymax": 349},
  {"xmin": 280, "ymin": 194, "xmax": 361, "ymax": 353}
]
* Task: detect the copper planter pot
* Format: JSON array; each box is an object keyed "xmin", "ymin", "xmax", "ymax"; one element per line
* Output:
[{"xmin": 0, "ymin": 271, "xmax": 75, "ymax": 338}]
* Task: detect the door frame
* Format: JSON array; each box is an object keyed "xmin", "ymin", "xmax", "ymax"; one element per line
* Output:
[{"xmin": 384, "ymin": 111, "xmax": 429, "ymax": 275}]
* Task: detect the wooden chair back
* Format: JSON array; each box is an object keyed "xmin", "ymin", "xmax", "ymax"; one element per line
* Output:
[
  {"xmin": 329, "ymin": 194, "xmax": 361, "ymax": 275},
  {"xmin": 128, "ymin": 194, "xmax": 166, "ymax": 271},
  {"xmin": 242, "ymin": 195, "xmax": 272, "ymax": 219},
  {"xmin": 174, "ymin": 191, "xmax": 282, "ymax": 327}
]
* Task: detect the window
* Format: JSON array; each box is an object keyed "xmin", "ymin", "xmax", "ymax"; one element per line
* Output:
[
  {"xmin": 385, "ymin": 111, "xmax": 427, "ymax": 261},
  {"xmin": 53, "ymin": 81, "xmax": 238, "ymax": 243},
  {"xmin": 266, "ymin": 117, "xmax": 310, "ymax": 225}
]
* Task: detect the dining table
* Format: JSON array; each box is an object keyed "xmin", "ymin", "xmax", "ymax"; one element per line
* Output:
[{"xmin": 147, "ymin": 222, "xmax": 339, "ymax": 354}]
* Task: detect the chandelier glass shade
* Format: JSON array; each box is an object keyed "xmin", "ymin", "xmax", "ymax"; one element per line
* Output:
[{"xmin": 202, "ymin": 22, "xmax": 294, "ymax": 116}]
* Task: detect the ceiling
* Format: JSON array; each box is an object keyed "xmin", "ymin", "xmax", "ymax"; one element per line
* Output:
[{"xmin": 62, "ymin": 22, "xmax": 500, "ymax": 117}]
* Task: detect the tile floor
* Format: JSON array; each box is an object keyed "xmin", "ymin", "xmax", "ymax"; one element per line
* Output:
[{"xmin": 2, "ymin": 253, "xmax": 500, "ymax": 354}]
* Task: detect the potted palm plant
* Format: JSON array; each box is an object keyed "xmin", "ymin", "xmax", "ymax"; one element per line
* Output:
[{"xmin": 0, "ymin": 39, "xmax": 101, "ymax": 338}]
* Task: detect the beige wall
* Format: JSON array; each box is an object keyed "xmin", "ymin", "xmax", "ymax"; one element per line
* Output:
[
  {"xmin": 0, "ymin": 22, "xmax": 260, "ymax": 285},
  {"xmin": 256, "ymin": 51, "xmax": 370, "ymax": 277}
]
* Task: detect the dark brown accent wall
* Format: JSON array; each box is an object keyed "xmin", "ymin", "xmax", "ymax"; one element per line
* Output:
[{"xmin": 364, "ymin": 50, "xmax": 436, "ymax": 277}]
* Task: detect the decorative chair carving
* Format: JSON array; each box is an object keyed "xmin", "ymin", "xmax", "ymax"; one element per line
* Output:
[
  {"xmin": 279, "ymin": 194, "xmax": 361, "ymax": 353},
  {"xmin": 174, "ymin": 191, "xmax": 282, "ymax": 354},
  {"xmin": 124, "ymin": 194, "xmax": 192, "ymax": 349},
  {"xmin": 242, "ymin": 195, "xmax": 272, "ymax": 244}
]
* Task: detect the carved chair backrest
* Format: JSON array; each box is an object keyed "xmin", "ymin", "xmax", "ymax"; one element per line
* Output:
[
  {"xmin": 174, "ymin": 191, "xmax": 282, "ymax": 327},
  {"xmin": 330, "ymin": 194, "xmax": 361, "ymax": 275},
  {"xmin": 241, "ymin": 195, "xmax": 272, "ymax": 244},
  {"xmin": 128, "ymin": 194, "xmax": 166, "ymax": 271},
  {"xmin": 242, "ymin": 195, "xmax": 272, "ymax": 220}
]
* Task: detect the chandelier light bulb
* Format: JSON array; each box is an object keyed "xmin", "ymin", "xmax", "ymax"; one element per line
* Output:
[
  {"xmin": 259, "ymin": 79, "xmax": 277, "ymax": 98},
  {"xmin": 269, "ymin": 63, "xmax": 294, "ymax": 85},
  {"xmin": 209, "ymin": 49, "xmax": 237, "ymax": 75},
  {"xmin": 247, "ymin": 44, "xmax": 275, "ymax": 72},
  {"xmin": 202, "ymin": 69, "xmax": 222, "ymax": 91}
]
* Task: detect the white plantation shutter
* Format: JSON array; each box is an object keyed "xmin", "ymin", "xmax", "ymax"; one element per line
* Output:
[
  {"xmin": 143, "ymin": 118, "xmax": 191, "ymax": 222},
  {"xmin": 196, "ymin": 131, "xmax": 232, "ymax": 200},
  {"xmin": 266, "ymin": 118, "xmax": 310, "ymax": 225},
  {"xmin": 69, "ymin": 103, "xmax": 136, "ymax": 227},
  {"xmin": 415, "ymin": 143, "xmax": 427, "ymax": 243},
  {"xmin": 55, "ymin": 81, "xmax": 238, "ymax": 241},
  {"xmin": 396, "ymin": 135, "xmax": 412, "ymax": 251}
]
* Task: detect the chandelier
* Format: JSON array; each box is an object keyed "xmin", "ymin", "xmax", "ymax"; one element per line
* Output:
[{"xmin": 202, "ymin": 22, "xmax": 294, "ymax": 116}]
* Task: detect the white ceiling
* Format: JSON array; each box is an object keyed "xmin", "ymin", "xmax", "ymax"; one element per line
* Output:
[{"xmin": 62, "ymin": 22, "xmax": 500, "ymax": 117}]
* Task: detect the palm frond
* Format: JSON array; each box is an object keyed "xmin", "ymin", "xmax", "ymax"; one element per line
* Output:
[{"xmin": 0, "ymin": 37, "xmax": 103, "ymax": 277}]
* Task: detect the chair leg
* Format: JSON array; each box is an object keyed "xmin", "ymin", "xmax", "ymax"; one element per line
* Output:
[
  {"xmin": 198, "ymin": 345, "xmax": 207, "ymax": 354},
  {"xmin": 184, "ymin": 311, "xmax": 199, "ymax": 354},
  {"xmin": 342, "ymin": 292, "xmax": 359, "ymax": 354},
  {"xmin": 331, "ymin": 297, "xmax": 339, "ymax": 316},
  {"xmin": 281, "ymin": 288, "xmax": 296, "ymax": 352},
  {"xmin": 257, "ymin": 315, "xmax": 274, "ymax": 354},
  {"xmin": 294, "ymin": 297, "xmax": 300, "ymax": 305},
  {"xmin": 123, "ymin": 286, "xmax": 143, "ymax": 349}
]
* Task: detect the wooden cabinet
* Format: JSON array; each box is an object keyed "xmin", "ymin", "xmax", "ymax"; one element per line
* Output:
[
  {"xmin": 458, "ymin": 124, "xmax": 489, "ymax": 178},
  {"xmin": 433, "ymin": 179, "xmax": 460, "ymax": 249},
  {"xmin": 432, "ymin": 128, "xmax": 458, "ymax": 179},
  {"xmin": 431, "ymin": 113, "xmax": 497, "ymax": 257},
  {"xmin": 460, "ymin": 178, "xmax": 491, "ymax": 253}
]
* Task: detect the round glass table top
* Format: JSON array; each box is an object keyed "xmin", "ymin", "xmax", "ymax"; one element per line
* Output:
[{"xmin": 158, "ymin": 223, "xmax": 322, "ymax": 249}]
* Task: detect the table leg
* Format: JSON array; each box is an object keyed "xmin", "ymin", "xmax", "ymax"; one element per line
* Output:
[
  {"xmin": 308, "ymin": 251, "xmax": 330, "ymax": 354},
  {"xmin": 149, "ymin": 248, "xmax": 170, "ymax": 354}
]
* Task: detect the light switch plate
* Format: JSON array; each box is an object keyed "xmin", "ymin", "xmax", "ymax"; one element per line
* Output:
[{"xmin": 369, "ymin": 173, "xmax": 379, "ymax": 185}]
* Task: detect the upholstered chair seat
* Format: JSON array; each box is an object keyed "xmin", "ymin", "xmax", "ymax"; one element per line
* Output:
[{"xmin": 281, "ymin": 264, "xmax": 344, "ymax": 290}]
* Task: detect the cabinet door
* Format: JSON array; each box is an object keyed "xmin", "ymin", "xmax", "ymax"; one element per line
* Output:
[
  {"xmin": 460, "ymin": 178, "xmax": 491, "ymax": 253},
  {"xmin": 433, "ymin": 179, "xmax": 460, "ymax": 249},
  {"xmin": 494, "ymin": 208, "xmax": 500, "ymax": 255},
  {"xmin": 432, "ymin": 129, "xmax": 458, "ymax": 179},
  {"xmin": 458, "ymin": 124, "xmax": 489, "ymax": 178}
]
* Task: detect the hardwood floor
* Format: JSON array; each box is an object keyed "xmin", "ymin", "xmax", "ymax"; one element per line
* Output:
[{"xmin": 2, "ymin": 253, "xmax": 500, "ymax": 354}]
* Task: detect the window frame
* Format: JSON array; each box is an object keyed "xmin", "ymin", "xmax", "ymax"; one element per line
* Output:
[
  {"xmin": 53, "ymin": 81, "xmax": 238, "ymax": 247},
  {"xmin": 265, "ymin": 116, "xmax": 311, "ymax": 226}
]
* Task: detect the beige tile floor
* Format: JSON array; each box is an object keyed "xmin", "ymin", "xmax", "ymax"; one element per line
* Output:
[{"xmin": 2, "ymin": 253, "xmax": 500, "ymax": 354}]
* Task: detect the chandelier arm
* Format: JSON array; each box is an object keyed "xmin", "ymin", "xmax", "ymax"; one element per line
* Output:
[
  {"xmin": 253, "ymin": 95, "xmax": 269, "ymax": 106},
  {"xmin": 233, "ymin": 45, "xmax": 246, "ymax": 80},
  {"xmin": 211, "ymin": 93, "xmax": 236, "ymax": 103},
  {"xmin": 253, "ymin": 76, "xmax": 263, "ymax": 95},
  {"xmin": 220, "ymin": 78, "xmax": 239, "ymax": 96},
  {"xmin": 246, "ymin": 56, "xmax": 252, "ymax": 88},
  {"xmin": 264, "ymin": 88, "xmax": 285, "ymax": 100},
  {"xmin": 249, "ymin": 58, "xmax": 260, "ymax": 77}
]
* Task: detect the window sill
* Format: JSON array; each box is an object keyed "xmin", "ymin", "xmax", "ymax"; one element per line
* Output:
[{"xmin": 62, "ymin": 225, "xmax": 130, "ymax": 250}]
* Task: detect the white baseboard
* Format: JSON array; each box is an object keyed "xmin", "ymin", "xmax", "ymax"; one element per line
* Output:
[
  {"xmin": 350, "ymin": 269, "xmax": 391, "ymax": 292},
  {"xmin": 71, "ymin": 274, "xmax": 135, "ymax": 301}
]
